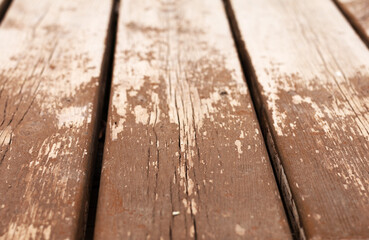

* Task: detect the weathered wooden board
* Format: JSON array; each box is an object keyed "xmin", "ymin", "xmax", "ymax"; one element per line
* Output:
[
  {"xmin": 335, "ymin": 0, "xmax": 369, "ymax": 46},
  {"xmin": 94, "ymin": 0, "xmax": 292, "ymax": 239},
  {"xmin": 228, "ymin": 0, "xmax": 369, "ymax": 239},
  {"xmin": 0, "ymin": 0, "xmax": 112, "ymax": 238}
]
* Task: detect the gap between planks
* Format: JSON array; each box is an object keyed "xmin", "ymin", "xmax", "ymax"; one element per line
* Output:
[
  {"xmin": 84, "ymin": 0, "xmax": 120, "ymax": 239},
  {"xmin": 223, "ymin": 0, "xmax": 303, "ymax": 239}
]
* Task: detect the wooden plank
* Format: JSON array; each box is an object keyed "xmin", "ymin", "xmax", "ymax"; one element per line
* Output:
[
  {"xmin": 335, "ymin": 0, "xmax": 369, "ymax": 47},
  {"xmin": 0, "ymin": 0, "xmax": 112, "ymax": 239},
  {"xmin": 228, "ymin": 0, "xmax": 369, "ymax": 239},
  {"xmin": 94, "ymin": 0, "xmax": 292, "ymax": 239}
]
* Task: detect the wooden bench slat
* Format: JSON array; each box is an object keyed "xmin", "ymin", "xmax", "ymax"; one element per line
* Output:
[
  {"xmin": 335, "ymin": 0, "xmax": 369, "ymax": 46},
  {"xmin": 94, "ymin": 0, "xmax": 291, "ymax": 239},
  {"xmin": 0, "ymin": 0, "xmax": 112, "ymax": 238},
  {"xmin": 229, "ymin": 0, "xmax": 369, "ymax": 238}
]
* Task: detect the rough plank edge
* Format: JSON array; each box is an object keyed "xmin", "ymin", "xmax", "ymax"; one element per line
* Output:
[
  {"xmin": 0, "ymin": 0, "xmax": 12, "ymax": 23},
  {"xmin": 333, "ymin": 0, "xmax": 369, "ymax": 49},
  {"xmin": 222, "ymin": 0, "xmax": 305, "ymax": 239}
]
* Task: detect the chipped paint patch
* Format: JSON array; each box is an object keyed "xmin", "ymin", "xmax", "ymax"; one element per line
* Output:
[{"xmin": 235, "ymin": 224, "xmax": 245, "ymax": 236}]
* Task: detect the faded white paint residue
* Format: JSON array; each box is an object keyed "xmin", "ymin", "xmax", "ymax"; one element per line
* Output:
[
  {"xmin": 292, "ymin": 95, "xmax": 331, "ymax": 134},
  {"xmin": 134, "ymin": 105, "xmax": 149, "ymax": 124},
  {"xmin": 292, "ymin": 95, "xmax": 303, "ymax": 105},
  {"xmin": 198, "ymin": 89, "xmax": 222, "ymax": 127},
  {"xmin": 273, "ymin": 111, "xmax": 287, "ymax": 136},
  {"xmin": 43, "ymin": 225, "xmax": 51, "ymax": 239},
  {"xmin": 128, "ymin": 90, "xmax": 138, "ymax": 97},
  {"xmin": 235, "ymin": 140, "xmax": 243, "ymax": 155},
  {"xmin": 258, "ymin": 73, "xmax": 292, "ymax": 136},
  {"xmin": 179, "ymin": 165, "xmax": 186, "ymax": 179},
  {"xmin": 111, "ymin": 119, "xmax": 124, "ymax": 141},
  {"xmin": 191, "ymin": 199, "xmax": 197, "ymax": 215},
  {"xmin": 58, "ymin": 105, "xmax": 89, "ymax": 128},
  {"xmin": 149, "ymin": 92, "xmax": 160, "ymax": 125},
  {"xmin": 110, "ymin": 83, "xmax": 128, "ymax": 141},
  {"xmin": 48, "ymin": 142, "xmax": 61, "ymax": 159},
  {"xmin": 189, "ymin": 225, "xmax": 195, "ymax": 238},
  {"xmin": 335, "ymin": 71, "xmax": 343, "ymax": 77},
  {"xmin": 230, "ymin": 99, "xmax": 241, "ymax": 108},
  {"xmin": 235, "ymin": 224, "xmax": 245, "ymax": 236},
  {"xmin": 182, "ymin": 199, "xmax": 188, "ymax": 207},
  {"xmin": 5, "ymin": 222, "xmax": 51, "ymax": 240},
  {"xmin": 187, "ymin": 178, "xmax": 194, "ymax": 196}
]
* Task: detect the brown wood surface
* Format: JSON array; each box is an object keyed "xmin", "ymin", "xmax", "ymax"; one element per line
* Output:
[
  {"xmin": 228, "ymin": 0, "xmax": 369, "ymax": 239},
  {"xmin": 0, "ymin": 0, "xmax": 112, "ymax": 239},
  {"xmin": 94, "ymin": 0, "xmax": 291, "ymax": 239},
  {"xmin": 335, "ymin": 0, "xmax": 369, "ymax": 46}
]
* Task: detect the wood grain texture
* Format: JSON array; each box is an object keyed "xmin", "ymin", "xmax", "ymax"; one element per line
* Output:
[
  {"xmin": 94, "ymin": 0, "xmax": 291, "ymax": 239},
  {"xmin": 0, "ymin": 0, "xmax": 112, "ymax": 239},
  {"xmin": 335, "ymin": 0, "xmax": 369, "ymax": 46},
  {"xmin": 229, "ymin": 0, "xmax": 369, "ymax": 239}
]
